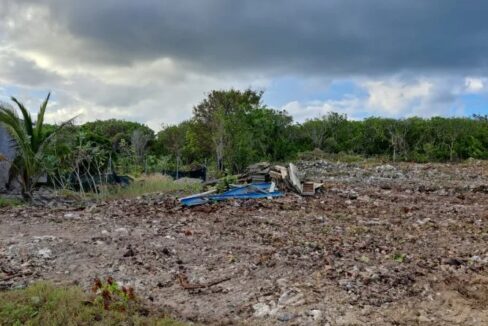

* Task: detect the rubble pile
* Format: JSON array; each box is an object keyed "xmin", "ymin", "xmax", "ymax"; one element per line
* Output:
[{"xmin": 243, "ymin": 162, "xmax": 324, "ymax": 196}]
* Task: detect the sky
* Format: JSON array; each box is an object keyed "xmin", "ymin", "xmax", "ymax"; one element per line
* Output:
[{"xmin": 1, "ymin": 0, "xmax": 488, "ymax": 130}]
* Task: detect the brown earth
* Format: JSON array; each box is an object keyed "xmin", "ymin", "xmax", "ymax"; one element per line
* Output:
[{"xmin": 1, "ymin": 161, "xmax": 488, "ymax": 325}]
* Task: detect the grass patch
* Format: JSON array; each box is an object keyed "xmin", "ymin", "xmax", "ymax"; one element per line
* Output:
[
  {"xmin": 0, "ymin": 196, "xmax": 23, "ymax": 208},
  {"xmin": 98, "ymin": 174, "xmax": 203, "ymax": 200},
  {"xmin": 0, "ymin": 282, "xmax": 184, "ymax": 326}
]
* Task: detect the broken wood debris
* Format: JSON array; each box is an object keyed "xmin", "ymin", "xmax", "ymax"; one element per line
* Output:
[
  {"xmin": 181, "ymin": 162, "xmax": 323, "ymax": 206},
  {"xmin": 177, "ymin": 273, "xmax": 231, "ymax": 290},
  {"xmin": 245, "ymin": 162, "xmax": 323, "ymax": 196}
]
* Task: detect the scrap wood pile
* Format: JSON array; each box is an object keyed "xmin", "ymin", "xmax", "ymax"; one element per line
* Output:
[
  {"xmin": 244, "ymin": 162, "xmax": 323, "ymax": 196},
  {"xmin": 180, "ymin": 162, "xmax": 323, "ymax": 206}
]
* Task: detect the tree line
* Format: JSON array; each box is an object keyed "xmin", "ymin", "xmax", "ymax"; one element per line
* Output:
[
  {"xmin": 154, "ymin": 89, "xmax": 488, "ymax": 171},
  {"xmin": 1, "ymin": 89, "xmax": 488, "ymax": 197}
]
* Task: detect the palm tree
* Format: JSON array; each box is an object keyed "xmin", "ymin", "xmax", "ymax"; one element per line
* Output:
[{"xmin": 0, "ymin": 93, "xmax": 73, "ymax": 200}]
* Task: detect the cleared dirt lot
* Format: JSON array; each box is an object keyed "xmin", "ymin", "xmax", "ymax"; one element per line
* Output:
[{"xmin": 1, "ymin": 161, "xmax": 488, "ymax": 325}]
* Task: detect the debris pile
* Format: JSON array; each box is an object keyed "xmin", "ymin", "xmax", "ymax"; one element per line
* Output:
[
  {"xmin": 181, "ymin": 162, "xmax": 324, "ymax": 206},
  {"xmin": 180, "ymin": 182, "xmax": 283, "ymax": 207},
  {"xmin": 243, "ymin": 162, "xmax": 323, "ymax": 196}
]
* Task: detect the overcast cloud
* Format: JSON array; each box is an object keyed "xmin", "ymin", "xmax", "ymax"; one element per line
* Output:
[{"xmin": 1, "ymin": 0, "xmax": 488, "ymax": 129}]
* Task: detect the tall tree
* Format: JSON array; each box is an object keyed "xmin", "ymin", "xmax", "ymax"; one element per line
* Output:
[
  {"xmin": 156, "ymin": 123, "xmax": 188, "ymax": 166},
  {"xmin": 131, "ymin": 128, "xmax": 151, "ymax": 165},
  {"xmin": 192, "ymin": 89, "xmax": 262, "ymax": 172},
  {"xmin": 81, "ymin": 119, "xmax": 154, "ymax": 152},
  {"xmin": 387, "ymin": 120, "xmax": 408, "ymax": 162},
  {"xmin": 302, "ymin": 117, "xmax": 328, "ymax": 149}
]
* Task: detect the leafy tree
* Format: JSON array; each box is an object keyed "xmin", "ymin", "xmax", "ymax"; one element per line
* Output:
[
  {"xmin": 154, "ymin": 123, "xmax": 191, "ymax": 175},
  {"xmin": 81, "ymin": 119, "xmax": 154, "ymax": 153},
  {"xmin": 192, "ymin": 89, "xmax": 262, "ymax": 172},
  {"xmin": 244, "ymin": 107, "xmax": 295, "ymax": 162},
  {"xmin": 302, "ymin": 117, "xmax": 328, "ymax": 149},
  {"xmin": 386, "ymin": 119, "xmax": 408, "ymax": 162},
  {"xmin": 131, "ymin": 129, "xmax": 151, "ymax": 165}
]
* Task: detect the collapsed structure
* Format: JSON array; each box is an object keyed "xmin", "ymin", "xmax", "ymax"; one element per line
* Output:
[
  {"xmin": 180, "ymin": 162, "xmax": 323, "ymax": 206},
  {"xmin": 245, "ymin": 162, "xmax": 323, "ymax": 195}
]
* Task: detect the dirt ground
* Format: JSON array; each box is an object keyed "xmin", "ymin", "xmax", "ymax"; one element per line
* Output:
[{"xmin": 1, "ymin": 160, "xmax": 488, "ymax": 325}]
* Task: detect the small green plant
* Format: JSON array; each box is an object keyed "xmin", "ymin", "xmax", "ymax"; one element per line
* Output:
[
  {"xmin": 321, "ymin": 225, "xmax": 332, "ymax": 234},
  {"xmin": 348, "ymin": 225, "xmax": 368, "ymax": 235},
  {"xmin": 216, "ymin": 175, "xmax": 238, "ymax": 193},
  {"xmin": 393, "ymin": 253, "xmax": 407, "ymax": 263},
  {"xmin": 331, "ymin": 212, "xmax": 352, "ymax": 221},
  {"xmin": 360, "ymin": 255, "xmax": 370, "ymax": 263},
  {"xmin": 91, "ymin": 277, "xmax": 136, "ymax": 311}
]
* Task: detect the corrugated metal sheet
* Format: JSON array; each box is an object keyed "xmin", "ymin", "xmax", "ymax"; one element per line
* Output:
[{"xmin": 180, "ymin": 182, "xmax": 283, "ymax": 206}]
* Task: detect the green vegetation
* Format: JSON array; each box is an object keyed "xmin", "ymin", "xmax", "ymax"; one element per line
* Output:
[
  {"xmin": 1, "ymin": 89, "xmax": 488, "ymax": 201},
  {"xmin": 0, "ymin": 282, "xmax": 183, "ymax": 326},
  {"xmin": 155, "ymin": 90, "xmax": 488, "ymax": 172},
  {"xmin": 0, "ymin": 94, "xmax": 73, "ymax": 199},
  {"xmin": 97, "ymin": 174, "xmax": 202, "ymax": 200},
  {"xmin": 393, "ymin": 253, "xmax": 407, "ymax": 263},
  {"xmin": 0, "ymin": 196, "xmax": 22, "ymax": 208}
]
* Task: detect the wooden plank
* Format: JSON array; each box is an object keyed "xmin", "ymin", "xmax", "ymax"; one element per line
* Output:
[
  {"xmin": 288, "ymin": 163, "xmax": 303, "ymax": 194},
  {"xmin": 269, "ymin": 171, "xmax": 282, "ymax": 180},
  {"xmin": 274, "ymin": 165, "xmax": 288, "ymax": 180},
  {"xmin": 302, "ymin": 182, "xmax": 315, "ymax": 195},
  {"xmin": 179, "ymin": 189, "xmax": 217, "ymax": 201}
]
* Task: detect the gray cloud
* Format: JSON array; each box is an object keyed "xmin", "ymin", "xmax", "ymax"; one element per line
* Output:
[
  {"xmin": 1, "ymin": 0, "xmax": 488, "ymax": 128},
  {"xmin": 11, "ymin": 0, "xmax": 487, "ymax": 76},
  {"xmin": 0, "ymin": 52, "xmax": 61, "ymax": 86}
]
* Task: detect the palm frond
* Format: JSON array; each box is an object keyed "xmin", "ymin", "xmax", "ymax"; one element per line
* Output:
[
  {"xmin": 1, "ymin": 103, "xmax": 36, "ymax": 195},
  {"xmin": 0, "ymin": 108, "xmax": 29, "ymax": 153},
  {"xmin": 0, "ymin": 109, "xmax": 29, "ymax": 143},
  {"xmin": 1, "ymin": 94, "xmax": 74, "ymax": 198},
  {"xmin": 11, "ymin": 96, "xmax": 34, "ymax": 145},
  {"xmin": 7, "ymin": 155, "xmax": 23, "ymax": 189},
  {"xmin": 34, "ymin": 92, "xmax": 50, "ymax": 148}
]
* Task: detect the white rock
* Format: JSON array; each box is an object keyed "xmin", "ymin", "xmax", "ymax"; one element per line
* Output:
[
  {"xmin": 38, "ymin": 248, "xmax": 52, "ymax": 259},
  {"xmin": 278, "ymin": 289, "xmax": 305, "ymax": 307},
  {"xmin": 309, "ymin": 309, "xmax": 322, "ymax": 320},
  {"xmin": 253, "ymin": 303, "xmax": 271, "ymax": 317}
]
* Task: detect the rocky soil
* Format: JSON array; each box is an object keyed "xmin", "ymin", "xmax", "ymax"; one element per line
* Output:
[{"xmin": 1, "ymin": 160, "xmax": 488, "ymax": 325}]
